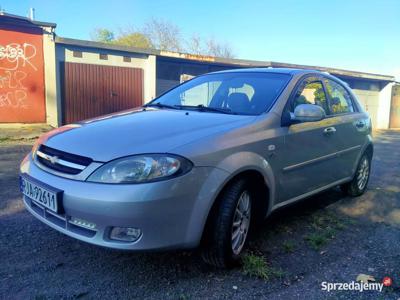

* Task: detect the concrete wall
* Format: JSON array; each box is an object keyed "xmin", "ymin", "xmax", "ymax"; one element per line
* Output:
[{"xmin": 42, "ymin": 27, "xmax": 59, "ymax": 127}]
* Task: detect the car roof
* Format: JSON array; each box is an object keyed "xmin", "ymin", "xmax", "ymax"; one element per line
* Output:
[
  {"xmin": 209, "ymin": 67, "xmax": 352, "ymax": 90},
  {"xmin": 212, "ymin": 67, "xmax": 324, "ymax": 76}
]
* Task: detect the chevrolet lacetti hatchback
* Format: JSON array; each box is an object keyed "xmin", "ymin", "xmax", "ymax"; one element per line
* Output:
[{"xmin": 20, "ymin": 68, "xmax": 373, "ymax": 267}]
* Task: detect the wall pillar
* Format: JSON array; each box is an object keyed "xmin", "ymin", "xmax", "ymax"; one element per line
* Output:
[
  {"xmin": 143, "ymin": 55, "xmax": 156, "ymax": 103},
  {"xmin": 42, "ymin": 27, "xmax": 59, "ymax": 127},
  {"xmin": 377, "ymin": 82, "xmax": 394, "ymax": 129}
]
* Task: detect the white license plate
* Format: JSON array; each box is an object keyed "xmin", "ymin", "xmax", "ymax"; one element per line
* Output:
[{"xmin": 20, "ymin": 175, "xmax": 62, "ymax": 213}]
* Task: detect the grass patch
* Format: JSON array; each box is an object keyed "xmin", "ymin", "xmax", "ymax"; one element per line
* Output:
[
  {"xmin": 282, "ymin": 240, "xmax": 296, "ymax": 253},
  {"xmin": 242, "ymin": 254, "xmax": 285, "ymax": 280},
  {"xmin": 304, "ymin": 210, "xmax": 351, "ymax": 250},
  {"xmin": 304, "ymin": 227, "xmax": 336, "ymax": 250},
  {"xmin": 309, "ymin": 210, "xmax": 353, "ymax": 233}
]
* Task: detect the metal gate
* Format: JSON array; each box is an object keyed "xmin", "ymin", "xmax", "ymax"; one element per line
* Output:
[
  {"xmin": 390, "ymin": 84, "xmax": 400, "ymax": 128},
  {"xmin": 62, "ymin": 62, "xmax": 143, "ymax": 124}
]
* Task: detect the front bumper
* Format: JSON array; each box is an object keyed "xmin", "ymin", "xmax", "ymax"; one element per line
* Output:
[{"xmin": 20, "ymin": 154, "xmax": 229, "ymax": 250}]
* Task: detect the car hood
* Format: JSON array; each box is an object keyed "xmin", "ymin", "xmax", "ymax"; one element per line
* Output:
[{"xmin": 43, "ymin": 108, "xmax": 256, "ymax": 162}]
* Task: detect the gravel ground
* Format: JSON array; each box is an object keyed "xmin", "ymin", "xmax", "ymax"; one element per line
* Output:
[{"xmin": 0, "ymin": 131, "xmax": 399, "ymax": 300}]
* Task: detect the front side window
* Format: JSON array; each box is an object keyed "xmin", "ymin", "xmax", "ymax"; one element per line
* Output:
[
  {"xmin": 292, "ymin": 80, "xmax": 329, "ymax": 114},
  {"xmin": 324, "ymin": 79, "xmax": 354, "ymax": 114},
  {"xmin": 150, "ymin": 72, "xmax": 291, "ymax": 115}
]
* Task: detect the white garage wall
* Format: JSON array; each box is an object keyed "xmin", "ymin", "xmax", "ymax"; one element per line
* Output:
[
  {"xmin": 352, "ymin": 89, "xmax": 380, "ymax": 129},
  {"xmin": 377, "ymin": 82, "xmax": 395, "ymax": 129}
]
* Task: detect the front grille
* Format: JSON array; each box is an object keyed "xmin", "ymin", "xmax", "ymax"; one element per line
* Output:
[{"xmin": 36, "ymin": 144, "xmax": 92, "ymax": 175}]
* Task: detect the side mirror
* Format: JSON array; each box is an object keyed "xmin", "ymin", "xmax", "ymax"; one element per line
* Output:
[{"xmin": 293, "ymin": 104, "xmax": 326, "ymax": 123}]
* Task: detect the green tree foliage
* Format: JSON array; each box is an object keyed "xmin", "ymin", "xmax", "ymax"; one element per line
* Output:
[
  {"xmin": 115, "ymin": 32, "xmax": 153, "ymax": 49},
  {"xmin": 91, "ymin": 28, "xmax": 115, "ymax": 43}
]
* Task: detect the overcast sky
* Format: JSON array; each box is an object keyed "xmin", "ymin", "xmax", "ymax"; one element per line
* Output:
[{"xmin": 2, "ymin": 0, "xmax": 399, "ymax": 79}]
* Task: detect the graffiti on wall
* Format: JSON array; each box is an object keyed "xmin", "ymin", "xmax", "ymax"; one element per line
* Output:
[
  {"xmin": 0, "ymin": 28, "xmax": 45, "ymax": 123},
  {"xmin": 0, "ymin": 43, "xmax": 37, "ymax": 109},
  {"xmin": 0, "ymin": 43, "xmax": 37, "ymax": 70}
]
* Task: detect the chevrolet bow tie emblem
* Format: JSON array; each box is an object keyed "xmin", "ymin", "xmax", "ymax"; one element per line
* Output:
[{"xmin": 48, "ymin": 155, "xmax": 59, "ymax": 164}]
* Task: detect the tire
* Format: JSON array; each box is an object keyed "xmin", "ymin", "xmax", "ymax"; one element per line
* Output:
[
  {"xmin": 341, "ymin": 152, "xmax": 371, "ymax": 197},
  {"xmin": 201, "ymin": 178, "xmax": 252, "ymax": 268}
]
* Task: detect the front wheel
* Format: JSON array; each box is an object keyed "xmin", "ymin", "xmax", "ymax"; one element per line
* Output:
[
  {"xmin": 201, "ymin": 179, "xmax": 252, "ymax": 268},
  {"xmin": 341, "ymin": 153, "xmax": 371, "ymax": 196}
]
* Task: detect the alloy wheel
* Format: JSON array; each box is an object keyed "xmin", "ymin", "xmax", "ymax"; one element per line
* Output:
[
  {"xmin": 357, "ymin": 157, "xmax": 370, "ymax": 190},
  {"xmin": 231, "ymin": 190, "xmax": 251, "ymax": 255}
]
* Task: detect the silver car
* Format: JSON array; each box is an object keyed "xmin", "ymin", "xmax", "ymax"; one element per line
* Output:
[{"xmin": 20, "ymin": 68, "xmax": 372, "ymax": 267}]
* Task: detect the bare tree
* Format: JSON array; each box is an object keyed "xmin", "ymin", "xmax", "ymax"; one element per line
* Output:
[
  {"xmin": 142, "ymin": 18, "xmax": 182, "ymax": 52},
  {"xmin": 90, "ymin": 20, "xmax": 235, "ymax": 58},
  {"xmin": 186, "ymin": 34, "xmax": 204, "ymax": 55},
  {"xmin": 186, "ymin": 34, "xmax": 235, "ymax": 58},
  {"xmin": 205, "ymin": 37, "xmax": 235, "ymax": 58}
]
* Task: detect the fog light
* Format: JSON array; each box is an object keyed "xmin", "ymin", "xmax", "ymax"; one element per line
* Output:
[
  {"xmin": 110, "ymin": 227, "xmax": 141, "ymax": 242},
  {"xmin": 70, "ymin": 216, "xmax": 96, "ymax": 230}
]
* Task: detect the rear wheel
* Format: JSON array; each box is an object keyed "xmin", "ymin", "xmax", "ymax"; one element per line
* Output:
[
  {"xmin": 201, "ymin": 179, "xmax": 252, "ymax": 268},
  {"xmin": 341, "ymin": 153, "xmax": 371, "ymax": 196}
]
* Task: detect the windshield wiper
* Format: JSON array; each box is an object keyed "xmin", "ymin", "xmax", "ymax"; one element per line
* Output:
[
  {"xmin": 143, "ymin": 102, "xmax": 181, "ymax": 110},
  {"xmin": 177, "ymin": 104, "xmax": 234, "ymax": 114}
]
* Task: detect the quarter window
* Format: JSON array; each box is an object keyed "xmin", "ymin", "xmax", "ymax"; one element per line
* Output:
[
  {"xmin": 324, "ymin": 79, "xmax": 354, "ymax": 114},
  {"xmin": 293, "ymin": 81, "xmax": 329, "ymax": 114}
]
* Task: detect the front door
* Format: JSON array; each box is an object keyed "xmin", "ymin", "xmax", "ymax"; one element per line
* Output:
[
  {"xmin": 321, "ymin": 77, "xmax": 368, "ymax": 179},
  {"xmin": 278, "ymin": 76, "xmax": 341, "ymax": 202}
]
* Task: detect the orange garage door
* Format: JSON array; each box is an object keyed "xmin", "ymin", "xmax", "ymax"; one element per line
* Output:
[
  {"xmin": 62, "ymin": 62, "xmax": 143, "ymax": 124},
  {"xmin": 0, "ymin": 25, "xmax": 46, "ymax": 123}
]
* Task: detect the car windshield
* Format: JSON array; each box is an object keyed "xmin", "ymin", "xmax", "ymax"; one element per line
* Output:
[{"xmin": 148, "ymin": 72, "xmax": 291, "ymax": 115}]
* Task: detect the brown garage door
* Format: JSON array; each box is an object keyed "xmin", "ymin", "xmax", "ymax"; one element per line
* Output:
[
  {"xmin": 390, "ymin": 84, "xmax": 400, "ymax": 128},
  {"xmin": 62, "ymin": 62, "xmax": 143, "ymax": 124}
]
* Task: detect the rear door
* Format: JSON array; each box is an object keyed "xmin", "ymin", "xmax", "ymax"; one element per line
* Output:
[
  {"xmin": 321, "ymin": 77, "xmax": 369, "ymax": 178},
  {"xmin": 278, "ymin": 76, "xmax": 342, "ymax": 202}
]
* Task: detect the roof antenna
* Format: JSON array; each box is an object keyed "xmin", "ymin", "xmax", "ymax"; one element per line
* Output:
[{"xmin": 28, "ymin": 7, "xmax": 35, "ymax": 20}]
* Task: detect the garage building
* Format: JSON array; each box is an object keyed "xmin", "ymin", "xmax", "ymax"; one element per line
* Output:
[{"xmin": 1, "ymin": 12, "xmax": 399, "ymax": 129}]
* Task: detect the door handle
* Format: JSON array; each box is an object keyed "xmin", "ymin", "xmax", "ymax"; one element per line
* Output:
[{"xmin": 323, "ymin": 127, "xmax": 336, "ymax": 135}]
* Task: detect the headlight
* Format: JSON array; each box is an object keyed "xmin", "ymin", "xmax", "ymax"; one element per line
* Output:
[{"xmin": 87, "ymin": 154, "xmax": 192, "ymax": 184}]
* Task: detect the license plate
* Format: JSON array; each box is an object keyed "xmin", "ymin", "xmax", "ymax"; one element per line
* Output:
[{"xmin": 20, "ymin": 175, "xmax": 63, "ymax": 213}]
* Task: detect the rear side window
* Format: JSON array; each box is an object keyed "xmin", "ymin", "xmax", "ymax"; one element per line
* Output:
[
  {"xmin": 324, "ymin": 79, "xmax": 354, "ymax": 114},
  {"xmin": 292, "ymin": 81, "xmax": 329, "ymax": 114}
]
